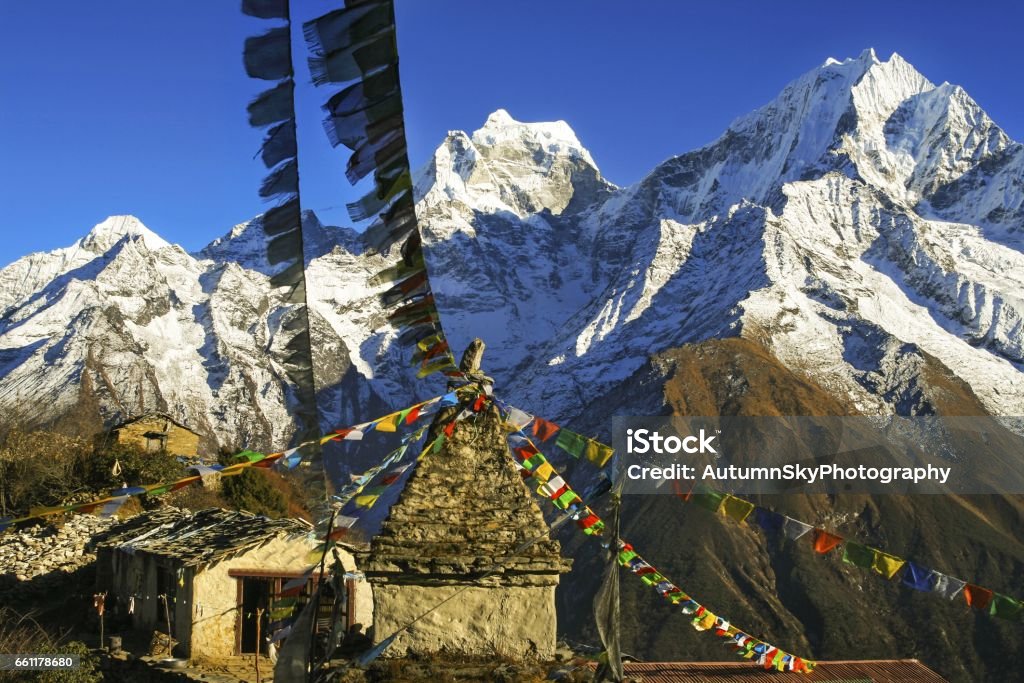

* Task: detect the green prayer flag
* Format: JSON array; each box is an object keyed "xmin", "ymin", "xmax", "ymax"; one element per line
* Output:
[
  {"xmin": 270, "ymin": 606, "xmax": 295, "ymax": 620},
  {"xmin": 692, "ymin": 488, "xmax": 725, "ymax": 513},
  {"xmin": 555, "ymin": 429, "xmax": 586, "ymax": 458},
  {"xmin": 235, "ymin": 450, "xmax": 266, "ymax": 463},
  {"xmin": 989, "ymin": 594, "xmax": 1023, "ymax": 621},
  {"xmin": 554, "ymin": 489, "xmax": 580, "ymax": 509},
  {"xmin": 842, "ymin": 541, "xmax": 875, "ymax": 569}
]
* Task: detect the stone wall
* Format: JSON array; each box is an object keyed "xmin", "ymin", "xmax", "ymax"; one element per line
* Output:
[
  {"xmin": 372, "ymin": 583, "xmax": 558, "ymax": 658},
  {"xmin": 0, "ymin": 514, "xmax": 112, "ymax": 581}
]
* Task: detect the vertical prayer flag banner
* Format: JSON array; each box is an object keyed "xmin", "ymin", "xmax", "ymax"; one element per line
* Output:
[{"xmin": 302, "ymin": 0, "xmax": 461, "ymax": 382}]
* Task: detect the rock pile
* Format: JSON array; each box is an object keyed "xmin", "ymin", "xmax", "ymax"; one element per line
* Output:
[{"xmin": 0, "ymin": 514, "xmax": 113, "ymax": 581}]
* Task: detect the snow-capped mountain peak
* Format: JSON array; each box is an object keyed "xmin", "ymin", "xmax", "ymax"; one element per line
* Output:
[
  {"xmin": 80, "ymin": 215, "xmax": 170, "ymax": 253},
  {"xmin": 419, "ymin": 109, "xmax": 612, "ymax": 221},
  {"xmin": 471, "ymin": 108, "xmax": 596, "ymax": 168}
]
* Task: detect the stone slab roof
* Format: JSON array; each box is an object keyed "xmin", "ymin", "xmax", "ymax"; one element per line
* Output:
[
  {"xmin": 92, "ymin": 507, "xmax": 311, "ymax": 567},
  {"xmin": 366, "ymin": 406, "xmax": 571, "ymax": 586}
]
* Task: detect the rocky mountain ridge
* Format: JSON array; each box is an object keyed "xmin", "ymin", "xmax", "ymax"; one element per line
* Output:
[{"xmin": 1, "ymin": 49, "xmax": 1022, "ymax": 452}]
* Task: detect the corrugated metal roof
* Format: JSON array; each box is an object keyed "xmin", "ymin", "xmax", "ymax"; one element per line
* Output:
[
  {"xmin": 92, "ymin": 507, "xmax": 311, "ymax": 567},
  {"xmin": 592, "ymin": 660, "xmax": 947, "ymax": 682}
]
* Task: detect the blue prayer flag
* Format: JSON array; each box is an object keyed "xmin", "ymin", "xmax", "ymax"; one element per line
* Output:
[
  {"xmin": 901, "ymin": 561, "xmax": 937, "ymax": 592},
  {"xmin": 753, "ymin": 507, "xmax": 785, "ymax": 533}
]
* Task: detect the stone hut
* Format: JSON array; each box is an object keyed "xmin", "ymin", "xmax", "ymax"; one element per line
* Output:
[
  {"xmin": 92, "ymin": 507, "xmax": 372, "ymax": 660},
  {"xmin": 365, "ymin": 400, "xmax": 571, "ymax": 659},
  {"xmin": 108, "ymin": 412, "xmax": 201, "ymax": 456}
]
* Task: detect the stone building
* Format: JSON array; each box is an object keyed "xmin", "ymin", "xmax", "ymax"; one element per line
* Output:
[
  {"xmin": 108, "ymin": 412, "xmax": 201, "ymax": 456},
  {"xmin": 365, "ymin": 401, "xmax": 571, "ymax": 659},
  {"xmin": 92, "ymin": 507, "xmax": 372, "ymax": 660}
]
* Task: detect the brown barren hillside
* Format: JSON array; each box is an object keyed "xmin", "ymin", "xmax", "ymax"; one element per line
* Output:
[{"xmin": 556, "ymin": 338, "xmax": 1024, "ymax": 683}]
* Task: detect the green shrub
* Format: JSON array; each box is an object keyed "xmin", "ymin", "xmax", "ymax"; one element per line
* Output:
[
  {"xmin": 221, "ymin": 469, "xmax": 288, "ymax": 518},
  {"xmin": 0, "ymin": 609, "xmax": 101, "ymax": 683}
]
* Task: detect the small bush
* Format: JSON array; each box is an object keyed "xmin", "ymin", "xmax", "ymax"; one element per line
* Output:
[{"xmin": 0, "ymin": 608, "xmax": 101, "ymax": 683}]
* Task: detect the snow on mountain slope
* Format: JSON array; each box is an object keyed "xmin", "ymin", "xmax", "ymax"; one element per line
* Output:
[
  {"xmin": 0, "ymin": 49, "xmax": 1021, "ymax": 451},
  {"xmin": 0, "ymin": 216, "xmax": 169, "ymax": 313}
]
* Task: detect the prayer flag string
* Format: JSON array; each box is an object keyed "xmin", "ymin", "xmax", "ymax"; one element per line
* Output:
[{"xmin": 683, "ymin": 483, "xmax": 1023, "ymax": 623}]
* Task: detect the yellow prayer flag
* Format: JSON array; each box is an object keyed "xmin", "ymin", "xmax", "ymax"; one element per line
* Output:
[
  {"xmin": 871, "ymin": 550, "xmax": 906, "ymax": 579},
  {"xmin": 416, "ymin": 333, "xmax": 442, "ymax": 352},
  {"xmin": 373, "ymin": 414, "xmax": 400, "ymax": 433},
  {"xmin": 693, "ymin": 610, "xmax": 717, "ymax": 631},
  {"xmin": 721, "ymin": 495, "xmax": 755, "ymax": 524},
  {"xmin": 584, "ymin": 440, "xmax": 614, "ymax": 468},
  {"xmin": 29, "ymin": 505, "xmax": 72, "ymax": 518},
  {"xmin": 532, "ymin": 461, "xmax": 555, "ymax": 483},
  {"xmin": 354, "ymin": 494, "xmax": 381, "ymax": 508},
  {"xmin": 218, "ymin": 463, "xmax": 247, "ymax": 477}
]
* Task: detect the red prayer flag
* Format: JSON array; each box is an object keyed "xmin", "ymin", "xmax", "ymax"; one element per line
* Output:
[
  {"xmin": 532, "ymin": 417, "xmax": 560, "ymax": 441},
  {"xmin": 964, "ymin": 583, "xmax": 994, "ymax": 610},
  {"xmin": 443, "ymin": 421, "xmax": 456, "ymax": 438},
  {"xmin": 812, "ymin": 529, "xmax": 844, "ymax": 554},
  {"xmin": 513, "ymin": 444, "xmax": 538, "ymax": 461},
  {"xmin": 404, "ymin": 406, "xmax": 421, "ymax": 424},
  {"xmin": 472, "ymin": 394, "xmax": 486, "ymax": 412},
  {"xmin": 422, "ymin": 339, "xmax": 448, "ymax": 360}
]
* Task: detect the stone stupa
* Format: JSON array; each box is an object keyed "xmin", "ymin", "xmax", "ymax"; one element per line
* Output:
[{"xmin": 364, "ymin": 340, "xmax": 571, "ymax": 658}]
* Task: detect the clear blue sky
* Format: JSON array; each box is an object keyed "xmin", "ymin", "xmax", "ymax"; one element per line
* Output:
[{"xmin": 2, "ymin": 1, "xmax": 1022, "ymax": 267}]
